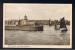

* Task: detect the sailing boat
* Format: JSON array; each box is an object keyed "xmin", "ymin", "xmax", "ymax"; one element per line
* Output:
[{"xmin": 60, "ymin": 17, "xmax": 67, "ymax": 32}]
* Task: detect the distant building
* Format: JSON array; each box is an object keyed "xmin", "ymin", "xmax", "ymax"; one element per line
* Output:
[
  {"xmin": 5, "ymin": 15, "xmax": 70, "ymax": 26},
  {"xmin": 18, "ymin": 14, "xmax": 35, "ymax": 26},
  {"xmin": 5, "ymin": 20, "xmax": 18, "ymax": 26}
]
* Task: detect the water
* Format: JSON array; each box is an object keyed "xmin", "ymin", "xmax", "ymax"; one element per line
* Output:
[{"xmin": 5, "ymin": 25, "xmax": 70, "ymax": 45}]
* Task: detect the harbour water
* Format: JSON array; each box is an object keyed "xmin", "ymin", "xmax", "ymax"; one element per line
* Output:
[{"xmin": 5, "ymin": 25, "xmax": 70, "ymax": 45}]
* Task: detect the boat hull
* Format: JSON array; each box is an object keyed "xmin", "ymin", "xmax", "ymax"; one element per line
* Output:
[
  {"xmin": 60, "ymin": 28, "xmax": 67, "ymax": 32},
  {"xmin": 5, "ymin": 25, "xmax": 43, "ymax": 31}
]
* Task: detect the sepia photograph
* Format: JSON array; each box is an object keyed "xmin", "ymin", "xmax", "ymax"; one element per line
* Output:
[{"xmin": 3, "ymin": 3, "xmax": 72, "ymax": 48}]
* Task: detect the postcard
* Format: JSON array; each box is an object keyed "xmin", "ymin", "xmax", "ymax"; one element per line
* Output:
[{"xmin": 3, "ymin": 3, "xmax": 72, "ymax": 48}]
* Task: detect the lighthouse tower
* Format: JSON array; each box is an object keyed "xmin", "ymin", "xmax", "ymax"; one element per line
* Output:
[
  {"xmin": 24, "ymin": 14, "xmax": 28, "ymax": 20},
  {"xmin": 18, "ymin": 14, "xmax": 28, "ymax": 26}
]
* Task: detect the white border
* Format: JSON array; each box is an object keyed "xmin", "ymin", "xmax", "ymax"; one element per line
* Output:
[{"xmin": 3, "ymin": 3, "xmax": 72, "ymax": 48}]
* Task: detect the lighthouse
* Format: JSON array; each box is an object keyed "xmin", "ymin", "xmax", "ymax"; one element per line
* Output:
[
  {"xmin": 24, "ymin": 14, "xmax": 28, "ymax": 20},
  {"xmin": 18, "ymin": 14, "xmax": 28, "ymax": 26}
]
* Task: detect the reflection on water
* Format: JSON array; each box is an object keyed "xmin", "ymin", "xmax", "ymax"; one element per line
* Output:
[{"xmin": 5, "ymin": 25, "xmax": 70, "ymax": 45}]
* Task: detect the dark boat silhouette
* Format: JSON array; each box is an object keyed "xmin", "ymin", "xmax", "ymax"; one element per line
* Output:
[{"xmin": 59, "ymin": 17, "xmax": 67, "ymax": 32}]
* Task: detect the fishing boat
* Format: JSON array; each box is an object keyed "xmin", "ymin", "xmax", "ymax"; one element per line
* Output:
[{"xmin": 59, "ymin": 17, "xmax": 67, "ymax": 32}]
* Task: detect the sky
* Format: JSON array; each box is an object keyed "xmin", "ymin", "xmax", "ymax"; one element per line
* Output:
[{"xmin": 3, "ymin": 3, "xmax": 72, "ymax": 20}]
